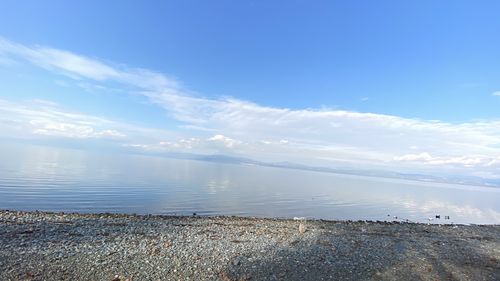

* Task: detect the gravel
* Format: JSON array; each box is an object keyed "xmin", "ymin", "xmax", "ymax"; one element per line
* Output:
[{"xmin": 0, "ymin": 210, "xmax": 499, "ymax": 280}]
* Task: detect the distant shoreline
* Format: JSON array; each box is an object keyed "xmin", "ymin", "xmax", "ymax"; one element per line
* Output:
[
  {"xmin": 124, "ymin": 151, "xmax": 500, "ymax": 189},
  {"xmin": 1, "ymin": 210, "xmax": 499, "ymax": 280}
]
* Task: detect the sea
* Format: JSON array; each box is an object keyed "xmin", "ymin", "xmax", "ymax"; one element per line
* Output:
[{"xmin": 1, "ymin": 143, "xmax": 499, "ymax": 224}]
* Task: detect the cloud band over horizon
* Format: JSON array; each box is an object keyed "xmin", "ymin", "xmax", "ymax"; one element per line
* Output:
[{"xmin": 1, "ymin": 37, "xmax": 499, "ymax": 179}]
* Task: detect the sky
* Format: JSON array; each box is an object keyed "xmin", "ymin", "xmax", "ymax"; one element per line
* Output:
[{"xmin": 0, "ymin": 0, "xmax": 499, "ymax": 179}]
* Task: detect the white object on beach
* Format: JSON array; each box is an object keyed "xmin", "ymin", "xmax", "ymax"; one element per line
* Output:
[{"xmin": 299, "ymin": 223, "xmax": 306, "ymax": 234}]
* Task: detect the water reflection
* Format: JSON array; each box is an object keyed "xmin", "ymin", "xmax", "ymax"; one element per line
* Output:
[
  {"xmin": 0, "ymin": 143, "xmax": 499, "ymax": 224},
  {"xmin": 396, "ymin": 199, "xmax": 500, "ymax": 224}
]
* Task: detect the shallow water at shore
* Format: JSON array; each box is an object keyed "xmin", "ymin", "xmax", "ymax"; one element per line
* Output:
[{"xmin": 1, "ymin": 143, "xmax": 499, "ymax": 224}]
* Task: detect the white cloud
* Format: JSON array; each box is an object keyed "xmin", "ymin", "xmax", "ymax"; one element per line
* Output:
[
  {"xmin": 25, "ymin": 117, "xmax": 125, "ymax": 139},
  {"xmin": 0, "ymin": 39, "xmax": 118, "ymax": 80},
  {"xmin": 160, "ymin": 138, "xmax": 201, "ymax": 150},
  {"xmin": 493, "ymin": 91, "xmax": 500, "ymax": 97},
  {"xmin": 394, "ymin": 152, "xmax": 433, "ymax": 162},
  {"xmin": 0, "ymin": 99, "xmax": 177, "ymax": 143},
  {"xmin": 207, "ymin": 134, "xmax": 241, "ymax": 148},
  {"xmin": 0, "ymin": 37, "xmax": 181, "ymax": 92},
  {"xmin": 96, "ymin": 129, "xmax": 126, "ymax": 138},
  {"xmin": 152, "ymin": 95, "xmax": 500, "ymax": 157},
  {"xmin": 30, "ymin": 119, "xmax": 103, "ymax": 138},
  {"xmin": 2, "ymin": 37, "xmax": 500, "ymax": 178},
  {"xmin": 394, "ymin": 152, "xmax": 499, "ymax": 169},
  {"xmin": 122, "ymin": 143, "xmax": 154, "ymax": 150},
  {"xmin": 123, "ymin": 135, "xmax": 242, "ymax": 154}
]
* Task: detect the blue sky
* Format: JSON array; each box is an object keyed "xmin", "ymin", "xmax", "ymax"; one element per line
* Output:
[{"xmin": 1, "ymin": 1, "xmax": 500, "ymax": 179}]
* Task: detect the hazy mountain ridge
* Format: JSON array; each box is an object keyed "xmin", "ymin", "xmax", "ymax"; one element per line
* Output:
[{"xmin": 157, "ymin": 152, "xmax": 500, "ymax": 188}]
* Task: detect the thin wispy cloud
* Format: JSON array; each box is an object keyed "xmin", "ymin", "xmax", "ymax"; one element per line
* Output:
[
  {"xmin": 0, "ymin": 37, "xmax": 182, "ymax": 92},
  {"xmin": 1, "ymin": 37, "xmax": 500, "ymax": 179},
  {"xmin": 0, "ymin": 99, "xmax": 177, "ymax": 143},
  {"xmin": 493, "ymin": 91, "xmax": 500, "ymax": 97}
]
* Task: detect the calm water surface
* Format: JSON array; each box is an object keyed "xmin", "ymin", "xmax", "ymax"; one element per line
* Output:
[{"xmin": 1, "ymin": 143, "xmax": 499, "ymax": 224}]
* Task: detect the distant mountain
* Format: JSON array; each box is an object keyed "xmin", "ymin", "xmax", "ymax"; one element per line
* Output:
[
  {"xmin": 260, "ymin": 161, "xmax": 500, "ymax": 188},
  {"xmin": 148, "ymin": 151, "xmax": 500, "ymax": 188}
]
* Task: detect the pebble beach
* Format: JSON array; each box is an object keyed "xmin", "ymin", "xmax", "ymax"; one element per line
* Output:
[{"xmin": 0, "ymin": 210, "xmax": 499, "ymax": 281}]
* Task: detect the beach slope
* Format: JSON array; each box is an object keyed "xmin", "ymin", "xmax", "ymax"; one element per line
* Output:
[{"xmin": 0, "ymin": 210, "xmax": 499, "ymax": 280}]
